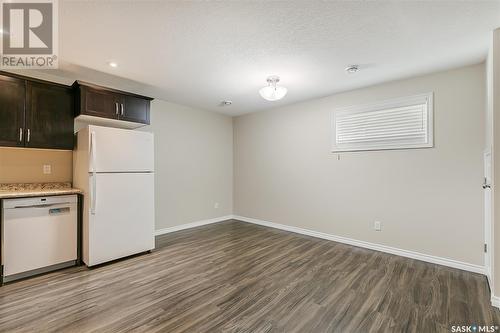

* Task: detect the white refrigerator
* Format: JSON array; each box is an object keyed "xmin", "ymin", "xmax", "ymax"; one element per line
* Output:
[{"xmin": 73, "ymin": 125, "xmax": 155, "ymax": 266}]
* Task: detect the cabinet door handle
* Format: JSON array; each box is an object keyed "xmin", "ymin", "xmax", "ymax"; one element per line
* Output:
[
  {"xmin": 27, "ymin": 129, "xmax": 30, "ymax": 142},
  {"xmin": 115, "ymin": 102, "xmax": 119, "ymax": 115},
  {"xmin": 121, "ymin": 103, "xmax": 124, "ymax": 116},
  {"xmin": 19, "ymin": 128, "xmax": 23, "ymax": 142}
]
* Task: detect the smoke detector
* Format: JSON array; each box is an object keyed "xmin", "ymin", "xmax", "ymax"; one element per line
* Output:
[{"xmin": 345, "ymin": 65, "xmax": 359, "ymax": 74}]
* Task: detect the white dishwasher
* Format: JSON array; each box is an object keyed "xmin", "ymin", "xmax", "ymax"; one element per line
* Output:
[{"xmin": 1, "ymin": 195, "xmax": 77, "ymax": 282}]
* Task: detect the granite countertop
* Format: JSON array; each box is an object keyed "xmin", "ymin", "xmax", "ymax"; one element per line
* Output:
[{"xmin": 0, "ymin": 182, "xmax": 83, "ymax": 199}]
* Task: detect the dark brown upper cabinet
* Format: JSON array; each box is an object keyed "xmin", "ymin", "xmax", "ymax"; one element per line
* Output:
[
  {"xmin": 78, "ymin": 85, "xmax": 119, "ymax": 120},
  {"xmin": 73, "ymin": 81, "xmax": 152, "ymax": 127},
  {"xmin": 119, "ymin": 94, "xmax": 151, "ymax": 124},
  {"xmin": 0, "ymin": 75, "xmax": 25, "ymax": 147},
  {"xmin": 26, "ymin": 82, "xmax": 74, "ymax": 150},
  {"xmin": 0, "ymin": 72, "xmax": 74, "ymax": 150}
]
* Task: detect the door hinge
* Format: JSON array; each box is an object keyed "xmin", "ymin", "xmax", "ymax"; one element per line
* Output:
[{"xmin": 485, "ymin": 243, "xmax": 488, "ymax": 253}]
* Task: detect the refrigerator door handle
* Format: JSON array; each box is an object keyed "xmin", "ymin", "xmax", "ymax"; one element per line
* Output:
[
  {"xmin": 90, "ymin": 131, "xmax": 97, "ymax": 215},
  {"xmin": 91, "ymin": 174, "xmax": 97, "ymax": 215},
  {"xmin": 90, "ymin": 131, "xmax": 97, "ymax": 172}
]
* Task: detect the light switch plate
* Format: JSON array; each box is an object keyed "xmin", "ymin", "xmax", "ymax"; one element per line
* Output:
[{"xmin": 43, "ymin": 164, "xmax": 52, "ymax": 174}]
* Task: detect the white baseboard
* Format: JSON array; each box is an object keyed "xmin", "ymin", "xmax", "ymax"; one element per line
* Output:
[
  {"xmin": 492, "ymin": 296, "xmax": 500, "ymax": 309},
  {"xmin": 154, "ymin": 214, "xmax": 484, "ymax": 275},
  {"xmin": 233, "ymin": 215, "xmax": 485, "ymax": 275},
  {"xmin": 155, "ymin": 215, "xmax": 233, "ymax": 236}
]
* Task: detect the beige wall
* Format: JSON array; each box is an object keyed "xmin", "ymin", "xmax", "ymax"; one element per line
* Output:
[
  {"xmin": 142, "ymin": 99, "xmax": 233, "ymax": 230},
  {"xmin": 0, "ymin": 148, "xmax": 72, "ymax": 183},
  {"xmin": 234, "ymin": 63, "xmax": 485, "ymax": 266}
]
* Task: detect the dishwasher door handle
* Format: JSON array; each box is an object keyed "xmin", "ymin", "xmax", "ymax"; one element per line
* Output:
[{"xmin": 13, "ymin": 203, "xmax": 71, "ymax": 209}]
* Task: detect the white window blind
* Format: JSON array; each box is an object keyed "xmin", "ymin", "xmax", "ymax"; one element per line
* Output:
[{"xmin": 332, "ymin": 93, "xmax": 433, "ymax": 152}]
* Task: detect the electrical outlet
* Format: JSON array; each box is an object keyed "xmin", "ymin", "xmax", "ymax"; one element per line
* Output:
[
  {"xmin": 43, "ymin": 164, "xmax": 52, "ymax": 174},
  {"xmin": 214, "ymin": 202, "xmax": 219, "ymax": 209},
  {"xmin": 374, "ymin": 221, "xmax": 381, "ymax": 231}
]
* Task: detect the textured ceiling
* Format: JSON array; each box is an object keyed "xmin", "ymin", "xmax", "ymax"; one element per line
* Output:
[{"xmin": 56, "ymin": 1, "xmax": 500, "ymax": 115}]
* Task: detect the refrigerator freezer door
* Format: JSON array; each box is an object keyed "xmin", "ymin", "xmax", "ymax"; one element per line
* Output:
[
  {"xmin": 87, "ymin": 172, "xmax": 155, "ymax": 266},
  {"xmin": 88, "ymin": 125, "xmax": 154, "ymax": 173}
]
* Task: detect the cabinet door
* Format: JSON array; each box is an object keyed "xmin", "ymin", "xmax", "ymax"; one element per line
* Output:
[
  {"xmin": 120, "ymin": 94, "xmax": 150, "ymax": 124},
  {"xmin": 81, "ymin": 86, "xmax": 119, "ymax": 120},
  {"xmin": 26, "ymin": 82, "xmax": 74, "ymax": 150},
  {"xmin": 0, "ymin": 75, "xmax": 25, "ymax": 147}
]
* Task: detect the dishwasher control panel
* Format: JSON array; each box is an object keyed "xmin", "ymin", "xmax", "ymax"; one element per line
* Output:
[{"xmin": 3, "ymin": 195, "xmax": 77, "ymax": 209}]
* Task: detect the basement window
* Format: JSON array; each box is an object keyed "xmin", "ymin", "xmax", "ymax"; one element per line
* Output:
[{"xmin": 332, "ymin": 93, "xmax": 434, "ymax": 152}]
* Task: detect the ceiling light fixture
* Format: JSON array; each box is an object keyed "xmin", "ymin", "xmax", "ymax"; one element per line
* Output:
[
  {"xmin": 345, "ymin": 65, "xmax": 359, "ymax": 74},
  {"xmin": 222, "ymin": 100, "xmax": 232, "ymax": 106},
  {"xmin": 108, "ymin": 61, "xmax": 118, "ymax": 68},
  {"xmin": 259, "ymin": 75, "xmax": 287, "ymax": 101}
]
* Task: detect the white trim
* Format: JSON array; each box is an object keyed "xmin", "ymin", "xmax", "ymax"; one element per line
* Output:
[
  {"xmin": 486, "ymin": 268, "xmax": 493, "ymax": 291},
  {"xmin": 154, "ymin": 215, "xmax": 233, "ymax": 236},
  {"xmin": 491, "ymin": 295, "xmax": 500, "ymax": 309},
  {"xmin": 484, "ymin": 148, "xmax": 493, "ymax": 291},
  {"xmin": 233, "ymin": 215, "xmax": 485, "ymax": 275}
]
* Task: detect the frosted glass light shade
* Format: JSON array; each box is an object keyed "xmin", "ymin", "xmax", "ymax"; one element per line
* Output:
[{"xmin": 259, "ymin": 85, "xmax": 288, "ymax": 101}]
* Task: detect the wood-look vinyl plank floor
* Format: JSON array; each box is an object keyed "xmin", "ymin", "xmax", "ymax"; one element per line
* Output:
[{"xmin": 0, "ymin": 220, "xmax": 498, "ymax": 332}]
